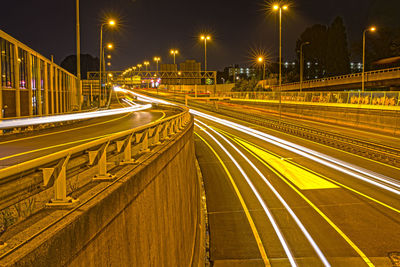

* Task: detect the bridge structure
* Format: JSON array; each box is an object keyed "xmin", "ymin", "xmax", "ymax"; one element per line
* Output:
[
  {"xmin": 0, "ymin": 30, "xmax": 81, "ymax": 119},
  {"xmin": 267, "ymin": 67, "xmax": 400, "ymax": 91}
]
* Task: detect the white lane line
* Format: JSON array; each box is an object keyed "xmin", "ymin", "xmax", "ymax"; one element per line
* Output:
[
  {"xmin": 195, "ymin": 122, "xmax": 298, "ymax": 267},
  {"xmin": 196, "ymin": 119, "xmax": 331, "ymax": 267}
]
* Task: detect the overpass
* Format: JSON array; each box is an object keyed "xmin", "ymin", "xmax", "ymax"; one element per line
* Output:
[{"xmin": 266, "ymin": 67, "xmax": 400, "ymax": 91}]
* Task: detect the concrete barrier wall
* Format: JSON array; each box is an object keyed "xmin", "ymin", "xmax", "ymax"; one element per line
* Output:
[
  {"xmin": 230, "ymin": 100, "xmax": 400, "ymax": 136},
  {"xmin": 6, "ymin": 120, "xmax": 201, "ymax": 266}
]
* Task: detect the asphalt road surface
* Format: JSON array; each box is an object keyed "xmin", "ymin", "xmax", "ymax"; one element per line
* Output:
[
  {"xmin": 0, "ymin": 104, "xmax": 176, "ymax": 169},
  {"xmin": 193, "ymin": 109, "xmax": 400, "ymax": 267}
]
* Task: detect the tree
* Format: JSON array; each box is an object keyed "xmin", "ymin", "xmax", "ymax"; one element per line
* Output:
[
  {"xmin": 326, "ymin": 17, "xmax": 350, "ymax": 76},
  {"xmin": 295, "ymin": 24, "xmax": 328, "ymax": 79},
  {"xmin": 60, "ymin": 54, "xmax": 99, "ymax": 80}
]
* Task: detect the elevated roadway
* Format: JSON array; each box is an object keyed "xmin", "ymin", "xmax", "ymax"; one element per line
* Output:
[{"xmin": 268, "ymin": 67, "xmax": 400, "ymax": 91}]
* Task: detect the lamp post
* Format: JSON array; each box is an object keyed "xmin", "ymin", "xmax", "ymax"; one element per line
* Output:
[
  {"xmin": 200, "ymin": 35, "xmax": 211, "ymax": 72},
  {"xmin": 362, "ymin": 26, "xmax": 376, "ymax": 92},
  {"xmin": 102, "ymin": 43, "xmax": 113, "ymax": 106},
  {"xmin": 273, "ymin": 4, "xmax": 288, "ymax": 119},
  {"xmin": 170, "ymin": 50, "xmax": 179, "ymax": 65},
  {"xmin": 99, "ymin": 19, "xmax": 115, "ymax": 106},
  {"xmin": 154, "ymin": 57, "xmax": 161, "ymax": 73},
  {"xmin": 144, "ymin": 61, "xmax": 150, "ymax": 88},
  {"xmin": 258, "ymin": 56, "xmax": 266, "ymax": 80},
  {"xmin": 300, "ymin": 41, "xmax": 310, "ymax": 92},
  {"xmin": 76, "ymin": 0, "xmax": 81, "ymax": 109}
]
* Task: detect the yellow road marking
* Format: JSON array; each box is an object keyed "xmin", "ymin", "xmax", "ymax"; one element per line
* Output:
[
  {"xmin": 214, "ymin": 126, "xmax": 400, "ymax": 214},
  {"xmin": 236, "ymin": 138, "xmax": 338, "ymax": 190},
  {"xmin": 233, "ymin": 137, "xmax": 375, "ymax": 267},
  {"xmin": 0, "ymin": 111, "xmax": 166, "ymax": 162},
  {"xmin": 238, "ymin": 114, "xmax": 400, "ymax": 172},
  {"xmin": 0, "ymin": 112, "xmax": 132, "ymax": 145},
  {"xmin": 195, "ymin": 132, "xmax": 271, "ymax": 267},
  {"xmin": 0, "ymin": 134, "xmax": 114, "ymax": 162}
]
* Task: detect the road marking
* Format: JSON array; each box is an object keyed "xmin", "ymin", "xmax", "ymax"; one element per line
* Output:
[
  {"xmin": 0, "ymin": 111, "xmax": 166, "ymax": 162},
  {"xmin": 0, "ymin": 112, "xmax": 132, "ymax": 145},
  {"xmin": 195, "ymin": 132, "xmax": 271, "ymax": 267},
  {"xmin": 233, "ymin": 137, "xmax": 375, "ymax": 267},
  {"xmin": 236, "ymin": 138, "xmax": 338, "ymax": 190},
  {"xmin": 216, "ymin": 127, "xmax": 400, "ymax": 214}
]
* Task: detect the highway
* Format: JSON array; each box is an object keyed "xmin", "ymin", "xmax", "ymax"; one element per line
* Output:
[
  {"xmin": 194, "ymin": 111, "xmax": 400, "ymax": 266},
  {"xmin": 131, "ymin": 91, "xmax": 400, "ymax": 267},
  {"xmin": 0, "ymin": 99, "xmax": 177, "ymax": 169}
]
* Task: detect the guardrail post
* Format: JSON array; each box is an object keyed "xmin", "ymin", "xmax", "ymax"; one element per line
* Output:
[
  {"xmin": 43, "ymin": 154, "xmax": 79, "ymax": 207},
  {"xmin": 149, "ymin": 126, "xmax": 161, "ymax": 146},
  {"xmin": 169, "ymin": 120, "xmax": 175, "ymax": 136},
  {"xmin": 116, "ymin": 134, "xmax": 135, "ymax": 165},
  {"xmin": 88, "ymin": 141, "xmax": 116, "ymax": 181},
  {"xmin": 160, "ymin": 123, "xmax": 169, "ymax": 141}
]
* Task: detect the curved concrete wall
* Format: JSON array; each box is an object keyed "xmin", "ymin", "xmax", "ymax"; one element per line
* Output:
[{"xmin": 5, "ymin": 119, "xmax": 201, "ymax": 266}]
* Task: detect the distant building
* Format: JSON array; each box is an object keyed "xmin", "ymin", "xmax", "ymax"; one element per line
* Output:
[{"xmin": 227, "ymin": 65, "xmax": 257, "ymax": 81}]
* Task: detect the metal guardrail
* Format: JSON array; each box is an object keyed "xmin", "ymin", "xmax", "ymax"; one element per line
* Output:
[
  {"xmin": 0, "ymin": 105, "xmax": 191, "ymax": 207},
  {"xmin": 215, "ymin": 91, "xmax": 400, "ymax": 107},
  {"xmin": 272, "ymin": 67, "xmax": 400, "ymax": 89}
]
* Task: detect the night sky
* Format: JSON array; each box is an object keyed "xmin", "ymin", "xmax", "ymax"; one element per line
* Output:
[{"xmin": 1, "ymin": 0, "xmax": 376, "ymax": 71}]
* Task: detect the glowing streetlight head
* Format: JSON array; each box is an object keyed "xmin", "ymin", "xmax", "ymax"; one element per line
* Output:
[
  {"xmin": 282, "ymin": 5, "xmax": 288, "ymax": 10},
  {"xmin": 258, "ymin": 56, "xmax": 264, "ymax": 63},
  {"xmin": 108, "ymin": 73, "xmax": 113, "ymax": 77},
  {"xmin": 273, "ymin": 4, "xmax": 279, "ymax": 10},
  {"xmin": 137, "ymin": 64, "xmax": 142, "ymax": 68},
  {"xmin": 108, "ymin": 20, "xmax": 116, "ymax": 26},
  {"xmin": 106, "ymin": 43, "xmax": 113, "ymax": 49},
  {"xmin": 107, "ymin": 62, "xmax": 111, "ymax": 66},
  {"xmin": 370, "ymin": 26, "xmax": 377, "ymax": 32},
  {"xmin": 178, "ymin": 71, "xmax": 182, "ymax": 75},
  {"xmin": 206, "ymin": 35, "xmax": 211, "ymax": 40},
  {"xmin": 107, "ymin": 55, "xmax": 111, "ymax": 59},
  {"xmin": 154, "ymin": 57, "xmax": 161, "ymax": 61},
  {"xmin": 144, "ymin": 61, "xmax": 149, "ymax": 65},
  {"xmin": 201, "ymin": 35, "xmax": 205, "ymax": 40},
  {"xmin": 133, "ymin": 67, "xmax": 137, "ymax": 70}
]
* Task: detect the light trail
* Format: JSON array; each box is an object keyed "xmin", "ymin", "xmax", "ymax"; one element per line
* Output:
[
  {"xmin": 191, "ymin": 110, "xmax": 400, "ymax": 196},
  {"xmin": 0, "ymin": 103, "xmax": 152, "ymax": 130},
  {"xmin": 121, "ymin": 91, "xmax": 400, "ymax": 195},
  {"xmin": 195, "ymin": 122, "xmax": 297, "ymax": 266},
  {"xmin": 196, "ymin": 120, "xmax": 331, "ymax": 267}
]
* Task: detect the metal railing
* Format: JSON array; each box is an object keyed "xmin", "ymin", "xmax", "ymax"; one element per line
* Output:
[
  {"xmin": 0, "ymin": 105, "xmax": 191, "ymax": 208},
  {"xmin": 214, "ymin": 91, "xmax": 400, "ymax": 107},
  {"xmin": 272, "ymin": 67, "xmax": 400, "ymax": 90}
]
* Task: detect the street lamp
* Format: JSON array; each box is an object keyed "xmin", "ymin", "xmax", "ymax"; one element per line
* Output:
[
  {"xmin": 101, "ymin": 43, "xmax": 113, "ymax": 106},
  {"xmin": 154, "ymin": 57, "xmax": 161, "ymax": 72},
  {"xmin": 144, "ymin": 61, "xmax": 150, "ymax": 88},
  {"xmin": 362, "ymin": 26, "xmax": 376, "ymax": 92},
  {"xmin": 170, "ymin": 49, "xmax": 179, "ymax": 65},
  {"xmin": 272, "ymin": 3, "xmax": 288, "ymax": 119},
  {"xmin": 258, "ymin": 56, "xmax": 266, "ymax": 80},
  {"xmin": 200, "ymin": 35, "xmax": 211, "ymax": 72},
  {"xmin": 300, "ymin": 41, "xmax": 310, "ymax": 92},
  {"xmin": 99, "ymin": 19, "xmax": 116, "ymax": 106}
]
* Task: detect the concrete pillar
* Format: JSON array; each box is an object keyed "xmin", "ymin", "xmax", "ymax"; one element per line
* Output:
[
  {"xmin": 13, "ymin": 45, "xmax": 20, "ymax": 117},
  {"xmin": 44, "ymin": 63, "xmax": 49, "ymax": 115},
  {"xmin": 27, "ymin": 54, "xmax": 33, "ymax": 116}
]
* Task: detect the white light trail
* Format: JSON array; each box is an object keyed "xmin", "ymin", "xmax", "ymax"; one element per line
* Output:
[
  {"xmin": 191, "ymin": 110, "xmax": 400, "ymax": 196},
  {"xmin": 195, "ymin": 122, "xmax": 298, "ymax": 267},
  {"xmin": 126, "ymin": 91, "xmax": 400, "ymax": 195},
  {"xmin": 197, "ymin": 120, "xmax": 332, "ymax": 267},
  {"xmin": 0, "ymin": 104, "xmax": 152, "ymax": 130}
]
